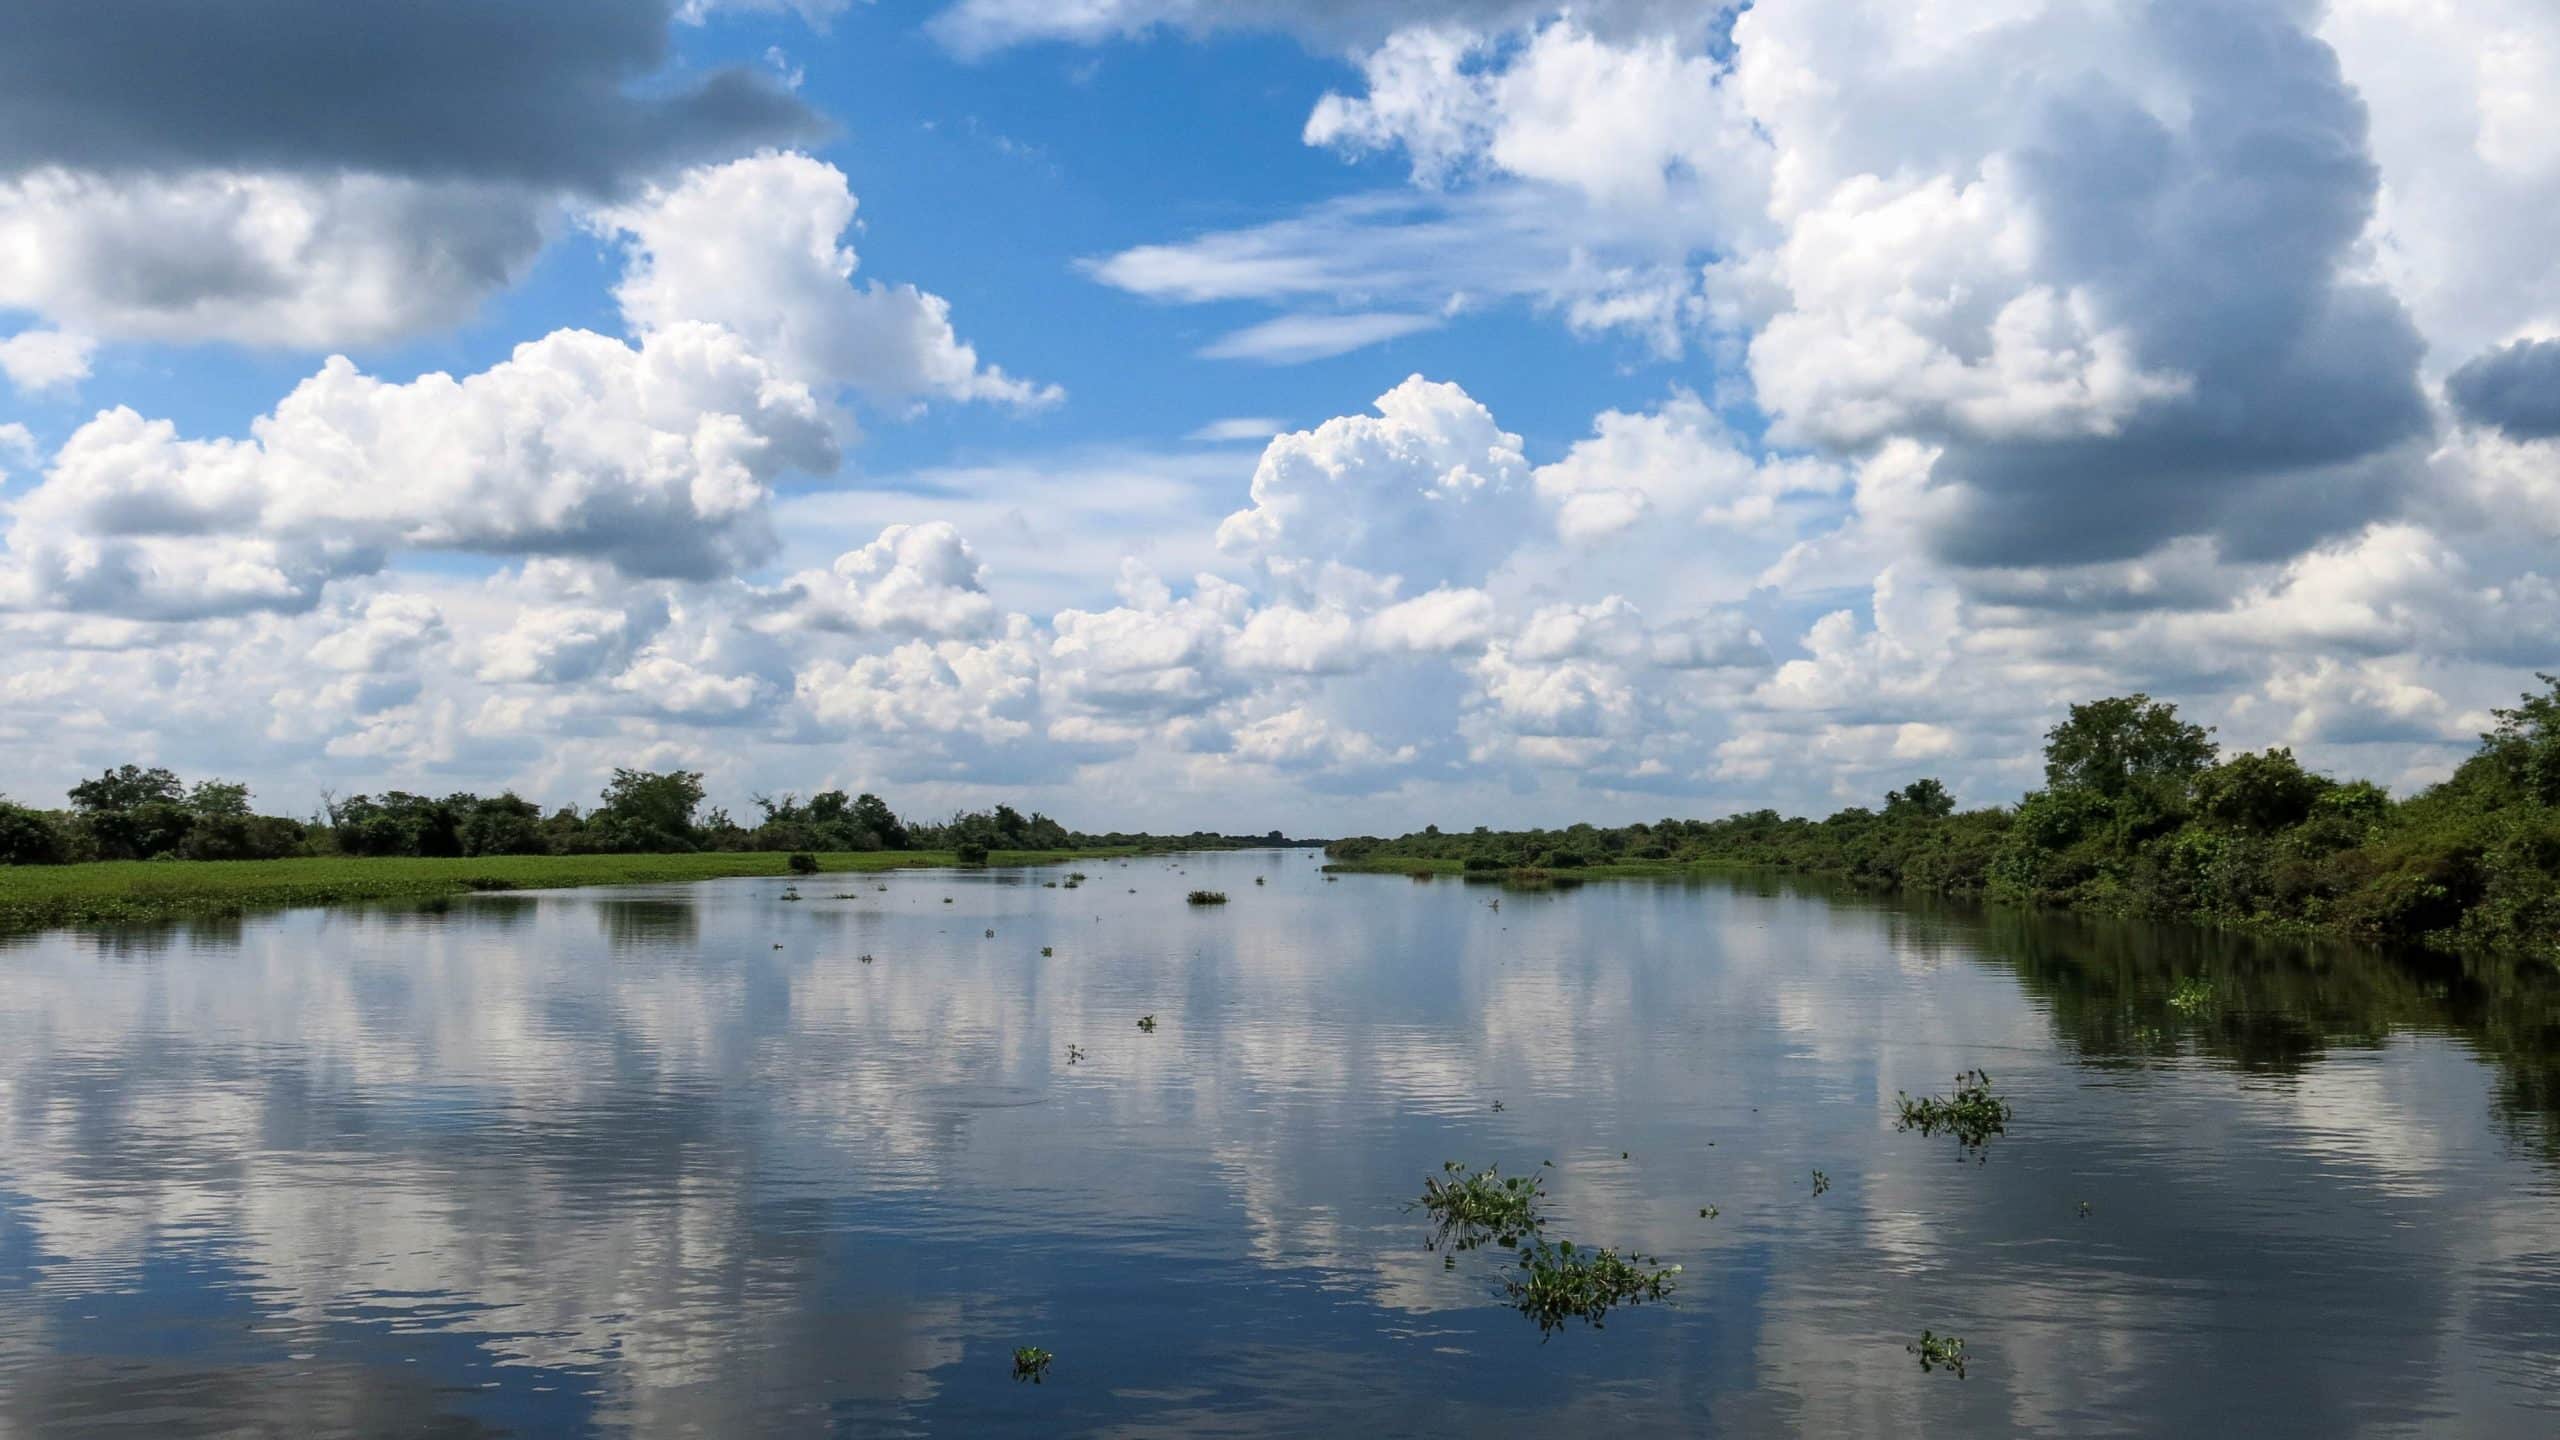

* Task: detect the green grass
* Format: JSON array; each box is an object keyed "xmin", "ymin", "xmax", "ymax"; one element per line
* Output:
[{"xmin": 0, "ymin": 848, "xmax": 1132, "ymax": 933}]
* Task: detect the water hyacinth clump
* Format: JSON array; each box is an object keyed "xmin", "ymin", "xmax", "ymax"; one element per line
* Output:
[
  {"xmin": 1413, "ymin": 1161, "xmax": 1547, "ymax": 1253},
  {"xmin": 1011, "ymin": 1346, "xmax": 1054, "ymax": 1383},
  {"xmin": 1909, "ymin": 1330, "xmax": 1968, "ymax": 1377},
  {"xmin": 2168, "ymin": 976, "xmax": 2217, "ymax": 1015},
  {"xmin": 1137, "ymin": 1014, "xmax": 1157, "ymax": 1032},
  {"xmin": 1506, "ymin": 1240, "xmax": 1679, "ymax": 1335},
  {"xmin": 1894, "ymin": 1069, "xmax": 2014, "ymax": 1157},
  {"xmin": 1187, "ymin": 890, "xmax": 1228, "ymax": 905}
]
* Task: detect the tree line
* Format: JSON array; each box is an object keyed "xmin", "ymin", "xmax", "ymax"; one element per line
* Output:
[
  {"xmin": 0, "ymin": 767, "xmax": 1161, "ymax": 866},
  {"xmin": 1327, "ymin": 675, "xmax": 2560, "ymax": 956}
]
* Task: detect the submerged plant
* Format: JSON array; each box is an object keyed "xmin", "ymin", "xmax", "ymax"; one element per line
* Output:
[
  {"xmin": 1894, "ymin": 1069, "xmax": 2014, "ymax": 1158},
  {"xmin": 1506, "ymin": 1240, "xmax": 1679, "ymax": 1335},
  {"xmin": 1186, "ymin": 890, "xmax": 1228, "ymax": 905},
  {"xmin": 1011, "ymin": 1346, "xmax": 1054, "ymax": 1383},
  {"xmin": 1909, "ymin": 1330, "xmax": 1967, "ymax": 1377},
  {"xmin": 1413, "ymin": 1161, "xmax": 1547, "ymax": 1252}
]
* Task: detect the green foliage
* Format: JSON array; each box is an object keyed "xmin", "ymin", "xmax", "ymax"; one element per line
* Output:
[
  {"xmin": 1885, "ymin": 777, "xmax": 1957, "ymax": 819},
  {"xmin": 1909, "ymin": 1330, "xmax": 1968, "ymax": 1377},
  {"xmin": 1010, "ymin": 1346, "xmax": 1053, "ymax": 1383},
  {"xmin": 594, "ymin": 768, "xmax": 705, "ymax": 853},
  {"xmin": 0, "ymin": 801, "xmax": 67, "ymax": 866},
  {"xmin": 1413, "ymin": 1162, "xmax": 1547, "ymax": 1252},
  {"xmin": 1505, "ymin": 1240, "xmax": 1679, "ymax": 1335},
  {"xmin": 2041, "ymin": 694, "xmax": 2217, "ymax": 800},
  {"xmin": 1325, "ymin": 674, "xmax": 2560, "ymax": 959},
  {"xmin": 1893, "ymin": 1070, "xmax": 2013, "ymax": 1157}
]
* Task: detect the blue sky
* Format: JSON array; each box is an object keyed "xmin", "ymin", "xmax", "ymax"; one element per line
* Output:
[{"xmin": 1, "ymin": 0, "xmax": 2556, "ymax": 832}]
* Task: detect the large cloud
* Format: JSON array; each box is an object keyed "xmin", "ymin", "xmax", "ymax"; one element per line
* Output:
[
  {"xmin": 0, "ymin": 1, "xmax": 821, "ymax": 348},
  {"xmin": 0, "ymin": 0, "xmax": 817, "ymax": 188},
  {"xmin": 2, "ymin": 326, "xmax": 832, "ymax": 619}
]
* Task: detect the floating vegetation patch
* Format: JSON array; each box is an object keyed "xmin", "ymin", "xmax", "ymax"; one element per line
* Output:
[
  {"xmin": 1506, "ymin": 1240, "xmax": 1679, "ymax": 1335},
  {"xmin": 1011, "ymin": 1346, "xmax": 1054, "ymax": 1383},
  {"xmin": 1894, "ymin": 1069, "xmax": 2014, "ymax": 1158},
  {"xmin": 1137, "ymin": 1014, "xmax": 1158, "ymax": 1032},
  {"xmin": 1811, "ymin": 1169, "xmax": 1831, "ymax": 1198},
  {"xmin": 1065, "ymin": 1044, "xmax": 1085, "ymax": 1064},
  {"xmin": 2167, "ymin": 976, "xmax": 2217, "ymax": 1015},
  {"xmin": 1186, "ymin": 890, "xmax": 1228, "ymax": 905},
  {"xmin": 779, "ymin": 887, "xmax": 803, "ymax": 902},
  {"xmin": 1698, "ymin": 1205, "xmax": 1719, "ymax": 1219},
  {"xmin": 858, "ymin": 953, "xmax": 875, "ymax": 964},
  {"xmin": 1041, "ymin": 946, "xmax": 1054, "ymax": 956},
  {"xmin": 1254, "ymin": 876, "xmax": 1265, "ymax": 885},
  {"xmin": 1413, "ymin": 1161, "xmax": 1547, "ymax": 1253},
  {"xmin": 1909, "ymin": 1330, "xmax": 1967, "ymax": 1378}
]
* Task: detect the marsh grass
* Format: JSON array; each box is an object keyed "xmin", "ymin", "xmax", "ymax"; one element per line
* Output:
[
  {"xmin": 0, "ymin": 850, "xmax": 1131, "ymax": 934},
  {"xmin": 1506, "ymin": 1240, "xmax": 1679, "ymax": 1335},
  {"xmin": 1413, "ymin": 1161, "xmax": 1547, "ymax": 1253},
  {"xmin": 1894, "ymin": 1069, "xmax": 2013, "ymax": 1158}
]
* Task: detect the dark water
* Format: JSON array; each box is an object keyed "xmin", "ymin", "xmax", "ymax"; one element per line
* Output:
[{"xmin": 4, "ymin": 852, "xmax": 2560, "ymax": 1436}]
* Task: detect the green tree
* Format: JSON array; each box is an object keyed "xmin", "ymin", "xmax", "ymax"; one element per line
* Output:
[
  {"xmin": 0, "ymin": 800, "xmax": 67, "ymax": 865},
  {"xmin": 596, "ymin": 769, "xmax": 705, "ymax": 852},
  {"xmin": 2193, "ymin": 748, "xmax": 2332, "ymax": 834},
  {"xmin": 68, "ymin": 764, "xmax": 195, "ymax": 859},
  {"xmin": 852, "ymin": 792, "xmax": 908, "ymax": 849},
  {"xmin": 2041, "ymin": 695, "xmax": 2217, "ymax": 799},
  {"xmin": 1884, "ymin": 778, "xmax": 1957, "ymax": 819},
  {"xmin": 2481, "ymin": 673, "xmax": 2560, "ymax": 806}
]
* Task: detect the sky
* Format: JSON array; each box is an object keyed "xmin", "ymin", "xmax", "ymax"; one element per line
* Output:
[{"xmin": 0, "ymin": 0, "xmax": 2555, "ymax": 835}]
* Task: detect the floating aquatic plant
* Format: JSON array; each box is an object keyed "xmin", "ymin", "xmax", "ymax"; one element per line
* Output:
[
  {"xmin": 1413, "ymin": 1161, "xmax": 1547, "ymax": 1253},
  {"xmin": 1137, "ymin": 1014, "xmax": 1157, "ymax": 1032},
  {"xmin": 1506, "ymin": 1240, "xmax": 1679, "ymax": 1335},
  {"xmin": 1254, "ymin": 876, "xmax": 1265, "ymax": 885},
  {"xmin": 1894, "ymin": 1069, "xmax": 2013, "ymax": 1158},
  {"xmin": 1909, "ymin": 1330, "xmax": 1967, "ymax": 1378},
  {"xmin": 1066, "ymin": 1044, "xmax": 1085, "ymax": 1064},
  {"xmin": 1041, "ymin": 946, "xmax": 1054, "ymax": 956},
  {"xmin": 1811, "ymin": 1169, "xmax": 1830, "ymax": 1198},
  {"xmin": 1186, "ymin": 890, "xmax": 1228, "ymax": 905},
  {"xmin": 985, "ymin": 928, "xmax": 996, "ymax": 938},
  {"xmin": 858, "ymin": 953, "xmax": 875, "ymax": 964},
  {"xmin": 1011, "ymin": 1346, "xmax": 1053, "ymax": 1383},
  {"xmin": 2167, "ymin": 976, "xmax": 2216, "ymax": 1015},
  {"xmin": 1698, "ymin": 1205, "xmax": 1720, "ymax": 1219}
]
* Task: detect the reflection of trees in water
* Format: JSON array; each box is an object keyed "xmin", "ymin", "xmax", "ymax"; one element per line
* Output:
[
  {"xmin": 594, "ymin": 898, "xmax": 699, "ymax": 950},
  {"xmin": 1933, "ymin": 895, "xmax": 2560, "ymax": 1161}
]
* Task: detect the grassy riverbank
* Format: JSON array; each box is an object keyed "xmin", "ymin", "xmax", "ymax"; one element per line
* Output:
[{"xmin": 0, "ymin": 849, "xmax": 1129, "ymax": 933}]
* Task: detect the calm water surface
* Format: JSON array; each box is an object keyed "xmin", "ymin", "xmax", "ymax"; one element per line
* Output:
[{"xmin": 4, "ymin": 851, "xmax": 2559, "ymax": 1436}]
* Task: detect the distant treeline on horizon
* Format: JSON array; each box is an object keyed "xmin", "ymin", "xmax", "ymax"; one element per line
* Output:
[
  {"xmin": 0, "ymin": 768, "xmax": 1323, "ymax": 868},
  {"xmin": 1328, "ymin": 674, "xmax": 2560, "ymax": 958}
]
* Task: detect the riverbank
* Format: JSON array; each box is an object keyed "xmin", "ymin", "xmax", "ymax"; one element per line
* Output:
[{"xmin": 0, "ymin": 849, "xmax": 1132, "ymax": 933}]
